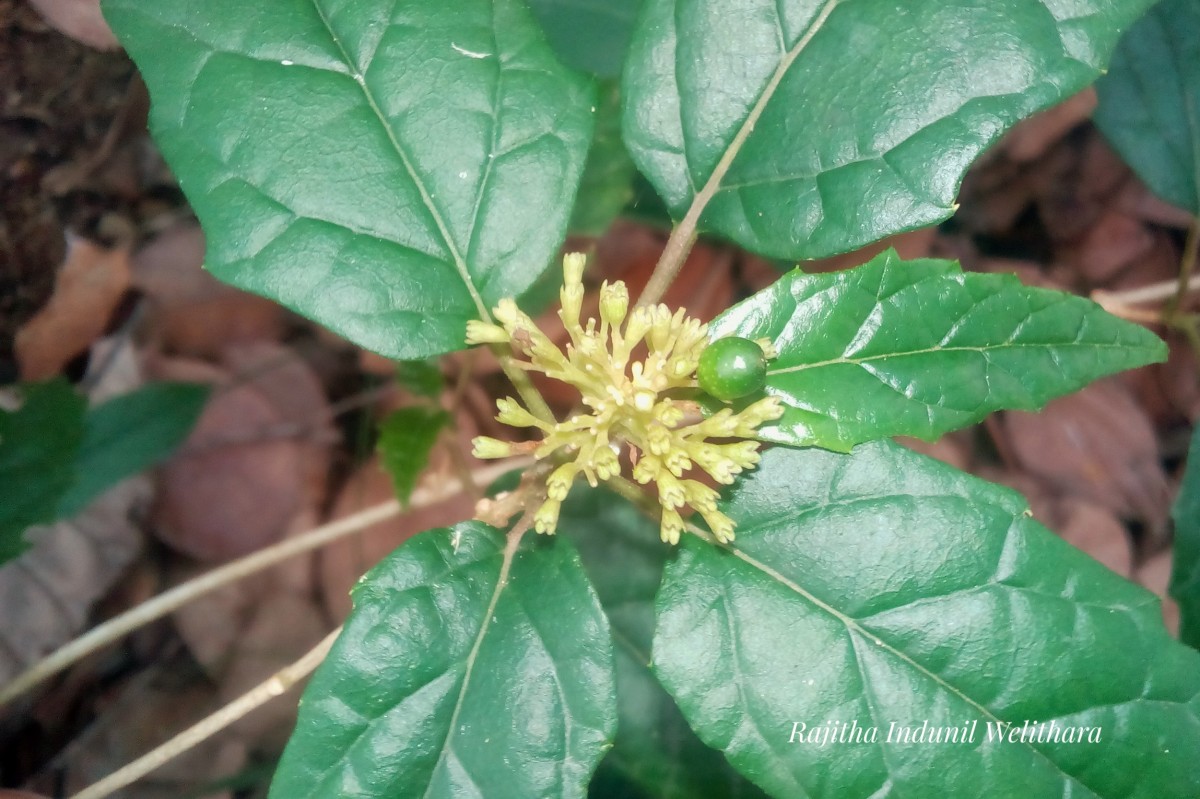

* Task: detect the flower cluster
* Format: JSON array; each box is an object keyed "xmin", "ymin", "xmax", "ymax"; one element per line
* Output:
[{"xmin": 467, "ymin": 254, "xmax": 783, "ymax": 544}]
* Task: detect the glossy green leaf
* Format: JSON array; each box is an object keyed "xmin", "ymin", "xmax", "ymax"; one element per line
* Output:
[
  {"xmin": 623, "ymin": 0, "xmax": 1155, "ymax": 260},
  {"xmin": 527, "ymin": 0, "xmax": 642, "ymax": 78},
  {"xmin": 269, "ymin": 522, "xmax": 615, "ymax": 799},
  {"xmin": 708, "ymin": 250, "xmax": 1167, "ymax": 451},
  {"xmin": 1095, "ymin": 0, "xmax": 1200, "ymax": 214},
  {"xmin": 104, "ymin": 0, "xmax": 595, "ymax": 359},
  {"xmin": 1172, "ymin": 424, "xmax": 1200, "ymax": 649},
  {"xmin": 570, "ymin": 83, "xmax": 637, "ymax": 236},
  {"xmin": 655, "ymin": 442, "xmax": 1200, "ymax": 799},
  {"xmin": 57, "ymin": 382, "xmax": 209, "ymax": 518},
  {"xmin": 377, "ymin": 406, "xmax": 449, "ymax": 505},
  {"xmin": 558, "ymin": 487, "xmax": 766, "ymax": 798},
  {"xmin": 0, "ymin": 380, "xmax": 85, "ymax": 563}
]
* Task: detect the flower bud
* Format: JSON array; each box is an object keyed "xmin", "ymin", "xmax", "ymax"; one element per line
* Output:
[
  {"xmin": 659, "ymin": 507, "xmax": 684, "ymax": 545},
  {"xmin": 465, "ymin": 320, "xmax": 509, "ymax": 345},
  {"xmin": 472, "ymin": 436, "xmax": 514, "ymax": 460},
  {"xmin": 534, "ymin": 499, "xmax": 561, "ymax": 535},
  {"xmin": 547, "ymin": 463, "xmax": 577, "ymax": 501},
  {"xmin": 599, "ymin": 280, "xmax": 629, "ymax": 328},
  {"xmin": 563, "ymin": 252, "xmax": 586, "ymax": 287},
  {"xmin": 495, "ymin": 398, "xmax": 543, "ymax": 428}
]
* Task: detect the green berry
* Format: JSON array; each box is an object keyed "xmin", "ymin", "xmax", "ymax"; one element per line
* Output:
[{"xmin": 698, "ymin": 336, "xmax": 768, "ymax": 401}]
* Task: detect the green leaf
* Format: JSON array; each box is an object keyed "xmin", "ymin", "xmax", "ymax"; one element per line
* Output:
[
  {"xmin": 1172, "ymin": 424, "xmax": 1200, "ymax": 649},
  {"xmin": 570, "ymin": 83, "xmax": 637, "ymax": 236},
  {"xmin": 57, "ymin": 382, "xmax": 209, "ymax": 519},
  {"xmin": 527, "ymin": 0, "xmax": 642, "ymax": 78},
  {"xmin": 623, "ymin": 0, "xmax": 1155, "ymax": 260},
  {"xmin": 1095, "ymin": 0, "xmax": 1200, "ymax": 214},
  {"xmin": 655, "ymin": 442, "xmax": 1200, "ymax": 799},
  {"xmin": 104, "ymin": 0, "xmax": 595, "ymax": 359},
  {"xmin": 269, "ymin": 522, "xmax": 616, "ymax": 799},
  {"xmin": 558, "ymin": 487, "xmax": 766, "ymax": 799},
  {"xmin": 0, "ymin": 380, "xmax": 86, "ymax": 563},
  {"xmin": 709, "ymin": 250, "xmax": 1167, "ymax": 451},
  {"xmin": 396, "ymin": 359, "xmax": 444, "ymax": 400},
  {"xmin": 377, "ymin": 406, "xmax": 449, "ymax": 505}
]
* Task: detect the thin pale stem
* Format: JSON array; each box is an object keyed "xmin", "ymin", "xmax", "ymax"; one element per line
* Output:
[
  {"xmin": 1093, "ymin": 273, "xmax": 1200, "ymax": 307},
  {"xmin": 1171, "ymin": 217, "xmax": 1200, "ymax": 313},
  {"xmin": 0, "ymin": 458, "xmax": 528, "ymax": 707},
  {"xmin": 69, "ymin": 626, "xmax": 342, "ymax": 799},
  {"xmin": 445, "ymin": 350, "xmax": 482, "ymax": 500}
]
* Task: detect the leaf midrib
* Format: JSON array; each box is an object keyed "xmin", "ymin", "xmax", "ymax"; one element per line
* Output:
[
  {"xmin": 419, "ymin": 530, "xmax": 521, "ymax": 799},
  {"xmin": 766, "ymin": 340, "xmax": 1157, "ymax": 377},
  {"xmin": 676, "ymin": 0, "xmax": 842, "ymax": 226},
  {"xmin": 717, "ymin": 539, "xmax": 1103, "ymax": 796},
  {"xmin": 309, "ymin": 0, "xmax": 491, "ymax": 321}
]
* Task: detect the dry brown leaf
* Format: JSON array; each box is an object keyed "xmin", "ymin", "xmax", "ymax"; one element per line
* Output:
[
  {"xmin": 171, "ymin": 507, "xmax": 322, "ymax": 682},
  {"xmin": 1104, "ymin": 229, "xmax": 1180, "ymax": 293},
  {"xmin": 895, "ymin": 433, "xmax": 972, "ymax": 472},
  {"xmin": 973, "ymin": 466, "xmax": 1058, "ymax": 526},
  {"xmin": 25, "ymin": 0, "xmax": 117, "ymax": 49},
  {"xmin": 0, "ymin": 336, "xmax": 151, "ymax": 701},
  {"xmin": 973, "ymin": 256, "xmax": 1063, "ymax": 289},
  {"xmin": 1001, "ymin": 88, "xmax": 1096, "ymax": 164},
  {"xmin": 1158, "ymin": 339, "xmax": 1200, "ymax": 422},
  {"xmin": 14, "ymin": 237, "xmax": 131, "ymax": 380},
  {"xmin": 1063, "ymin": 209, "xmax": 1156, "ymax": 285},
  {"xmin": 23, "ymin": 661, "xmax": 246, "ymax": 799},
  {"xmin": 1002, "ymin": 379, "xmax": 1171, "ymax": 536},
  {"xmin": 1112, "ymin": 179, "xmax": 1197, "ymax": 230},
  {"xmin": 170, "ymin": 567, "xmax": 263, "ymax": 678},
  {"xmin": 957, "ymin": 160, "xmax": 1037, "ymax": 234},
  {"xmin": 1135, "ymin": 550, "xmax": 1180, "ymax": 636},
  {"xmin": 0, "ymin": 476, "xmax": 150, "ymax": 692},
  {"xmin": 133, "ymin": 224, "xmax": 285, "ymax": 358},
  {"xmin": 217, "ymin": 592, "xmax": 328, "ymax": 745},
  {"xmin": 1044, "ymin": 497, "xmax": 1133, "ymax": 577},
  {"xmin": 1034, "ymin": 136, "xmax": 1126, "ymax": 245},
  {"xmin": 153, "ymin": 371, "xmax": 304, "ymax": 562},
  {"xmin": 221, "ymin": 342, "xmax": 337, "ymax": 499}
]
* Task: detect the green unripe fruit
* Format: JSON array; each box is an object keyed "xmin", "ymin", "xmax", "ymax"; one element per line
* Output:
[{"xmin": 698, "ymin": 336, "xmax": 768, "ymax": 401}]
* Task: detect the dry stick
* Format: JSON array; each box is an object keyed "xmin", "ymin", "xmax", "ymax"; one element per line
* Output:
[
  {"xmin": 69, "ymin": 626, "xmax": 342, "ymax": 799},
  {"xmin": 635, "ymin": 0, "xmax": 840, "ymax": 310},
  {"xmin": 0, "ymin": 458, "xmax": 529, "ymax": 707},
  {"xmin": 1093, "ymin": 273, "xmax": 1200, "ymax": 308}
]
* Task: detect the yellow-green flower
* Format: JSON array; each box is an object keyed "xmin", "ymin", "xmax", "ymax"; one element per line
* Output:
[{"xmin": 468, "ymin": 254, "xmax": 783, "ymax": 544}]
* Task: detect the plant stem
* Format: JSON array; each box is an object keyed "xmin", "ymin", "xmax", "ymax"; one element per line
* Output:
[
  {"xmin": 636, "ymin": 214, "xmax": 700, "ymax": 309},
  {"xmin": 69, "ymin": 626, "xmax": 342, "ymax": 799},
  {"xmin": 493, "ymin": 345, "xmax": 556, "ymax": 424},
  {"xmin": 0, "ymin": 458, "xmax": 528, "ymax": 707},
  {"xmin": 635, "ymin": 0, "xmax": 840, "ymax": 309},
  {"xmin": 1171, "ymin": 217, "xmax": 1200, "ymax": 314},
  {"xmin": 445, "ymin": 350, "xmax": 483, "ymax": 499}
]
